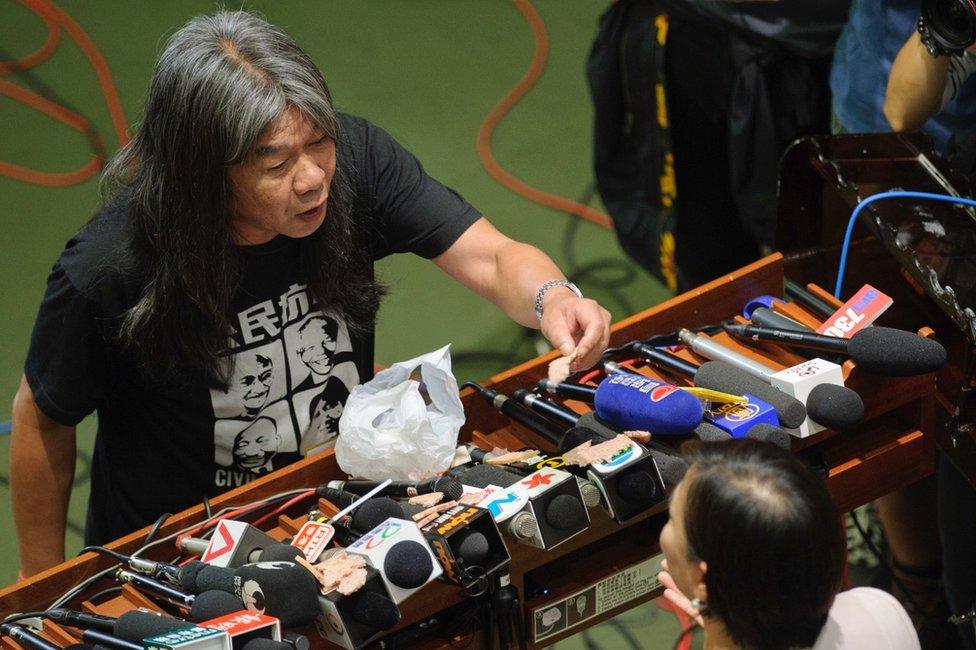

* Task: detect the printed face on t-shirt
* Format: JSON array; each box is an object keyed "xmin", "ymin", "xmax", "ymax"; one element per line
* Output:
[
  {"xmin": 297, "ymin": 316, "xmax": 337, "ymax": 377},
  {"xmin": 225, "ymin": 352, "xmax": 275, "ymax": 416},
  {"xmin": 227, "ymin": 106, "xmax": 337, "ymax": 245},
  {"xmin": 310, "ymin": 395, "xmax": 343, "ymax": 437},
  {"xmin": 232, "ymin": 416, "xmax": 281, "ymax": 470}
]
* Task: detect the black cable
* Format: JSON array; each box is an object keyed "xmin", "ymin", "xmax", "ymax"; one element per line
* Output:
[
  {"xmin": 83, "ymin": 585, "xmax": 123, "ymax": 605},
  {"xmin": 1, "ymin": 611, "xmax": 50, "ymax": 625},
  {"xmin": 77, "ymin": 545, "xmax": 128, "ymax": 564},
  {"xmin": 143, "ymin": 512, "xmax": 172, "ymax": 545}
]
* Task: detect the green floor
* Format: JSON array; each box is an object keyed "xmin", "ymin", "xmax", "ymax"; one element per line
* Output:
[{"xmin": 0, "ymin": 1, "xmax": 683, "ymax": 645}]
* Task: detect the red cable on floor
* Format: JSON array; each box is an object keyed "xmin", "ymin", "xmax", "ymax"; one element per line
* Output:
[
  {"xmin": 1, "ymin": 0, "xmax": 129, "ymax": 186},
  {"xmin": 477, "ymin": 0, "xmax": 613, "ymax": 230}
]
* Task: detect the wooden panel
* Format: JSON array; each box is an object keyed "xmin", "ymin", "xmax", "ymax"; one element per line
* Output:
[{"xmin": 0, "ymin": 252, "xmax": 939, "ymax": 650}]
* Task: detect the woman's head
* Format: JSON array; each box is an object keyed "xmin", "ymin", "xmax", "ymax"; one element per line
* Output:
[{"xmin": 659, "ymin": 440, "xmax": 844, "ymax": 650}]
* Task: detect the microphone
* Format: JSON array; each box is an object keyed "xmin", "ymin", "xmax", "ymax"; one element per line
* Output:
[
  {"xmin": 419, "ymin": 503, "xmax": 511, "ymax": 587},
  {"xmin": 345, "ymin": 518, "xmax": 443, "ymax": 604},
  {"xmin": 193, "ymin": 519, "xmax": 294, "ymax": 568},
  {"xmin": 806, "ymin": 383, "xmax": 864, "ymax": 430},
  {"xmin": 190, "ymin": 590, "xmax": 249, "ymax": 622},
  {"xmin": 189, "ymin": 561, "xmax": 322, "ymax": 628},
  {"xmin": 593, "ymin": 374, "xmax": 703, "ymax": 436},
  {"xmin": 458, "ymin": 463, "xmax": 591, "ymax": 550},
  {"xmin": 679, "ymin": 330, "xmax": 864, "ymax": 437},
  {"xmin": 317, "ymin": 566, "xmax": 402, "ymax": 650},
  {"xmin": 467, "ymin": 383, "xmax": 568, "ymax": 441},
  {"xmin": 746, "ymin": 423, "xmax": 792, "ymax": 450},
  {"xmin": 592, "ymin": 374, "xmax": 703, "ymax": 435},
  {"xmin": 45, "ymin": 609, "xmax": 224, "ymax": 649},
  {"xmin": 461, "ymin": 444, "xmax": 602, "ymax": 509},
  {"xmin": 197, "ymin": 610, "xmax": 282, "ymax": 647},
  {"xmin": 784, "ymin": 279, "xmax": 837, "ymax": 317},
  {"xmin": 512, "ymin": 391, "xmax": 678, "ymax": 493},
  {"xmin": 693, "ymin": 361, "xmax": 807, "ymax": 429},
  {"xmin": 623, "ymin": 345, "xmax": 781, "ymax": 437},
  {"xmin": 492, "ymin": 390, "xmax": 671, "ymax": 516},
  {"xmin": 326, "ymin": 477, "xmax": 464, "ymax": 502},
  {"xmin": 749, "ymin": 306, "xmax": 812, "ymax": 332},
  {"xmin": 0, "ymin": 624, "xmax": 61, "ymax": 650},
  {"xmin": 722, "ymin": 323, "xmax": 947, "ymax": 377},
  {"xmin": 115, "ymin": 569, "xmax": 196, "ymax": 609}
]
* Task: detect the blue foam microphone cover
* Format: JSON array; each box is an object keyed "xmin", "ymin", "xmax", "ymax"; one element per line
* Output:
[{"xmin": 593, "ymin": 374, "xmax": 703, "ymax": 435}]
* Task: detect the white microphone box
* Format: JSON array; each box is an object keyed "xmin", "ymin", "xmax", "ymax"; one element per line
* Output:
[
  {"xmin": 770, "ymin": 358, "xmax": 844, "ymax": 438},
  {"xmin": 345, "ymin": 517, "xmax": 442, "ymax": 604}
]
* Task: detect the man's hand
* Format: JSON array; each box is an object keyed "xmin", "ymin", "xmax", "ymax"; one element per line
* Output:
[
  {"xmin": 540, "ymin": 288, "xmax": 611, "ymax": 371},
  {"xmin": 658, "ymin": 560, "xmax": 704, "ymax": 627}
]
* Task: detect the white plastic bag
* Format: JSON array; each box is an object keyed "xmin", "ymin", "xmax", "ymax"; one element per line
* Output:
[{"xmin": 335, "ymin": 345, "xmax": 464, "ymax": 481}]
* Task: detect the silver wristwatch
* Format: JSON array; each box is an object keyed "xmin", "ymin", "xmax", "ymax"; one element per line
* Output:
[{"xmin": 534, "ymin": 280, "xmax": 583, "ymax": 320}]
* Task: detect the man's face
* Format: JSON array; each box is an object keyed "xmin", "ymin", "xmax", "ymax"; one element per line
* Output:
[
  {"xmin": 233, "ymin": 418, "xmax": 280, "ymax": 470},
  {"xmin": 298, "ymin": 320, "xmax": 336, "ymax": 376},
  {"xmin": 229, "ymin": 355, "xmax": 274, "ymax": 414},
  {"xmin": 228, "ymin": 106, "xmax": 336, "ymax": 245}
]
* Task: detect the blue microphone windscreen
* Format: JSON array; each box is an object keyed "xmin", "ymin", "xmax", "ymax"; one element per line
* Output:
[{"xmin": 594, "ymin": 375, "xmax": 702, "ymax": 435}]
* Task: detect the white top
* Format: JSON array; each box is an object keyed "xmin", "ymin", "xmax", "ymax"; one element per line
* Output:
[{"xmin": 809, "ymin": 587, "xmax": 920, "ymax": 650}]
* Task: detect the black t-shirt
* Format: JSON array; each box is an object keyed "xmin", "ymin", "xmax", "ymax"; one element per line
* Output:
[{"xmin": 24, "ymin": 114, "xmax": 480, "ymax": 544}]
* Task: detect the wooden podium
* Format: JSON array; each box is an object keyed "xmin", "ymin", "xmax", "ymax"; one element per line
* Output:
[{"xmin": 0, "ymin": 251, "xmax": 940, "ymax": 649}]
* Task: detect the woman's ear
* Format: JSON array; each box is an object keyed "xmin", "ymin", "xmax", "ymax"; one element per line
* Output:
[{"xmin": 693, "ymin": 560, "xmax": 708, "ymax": 603}]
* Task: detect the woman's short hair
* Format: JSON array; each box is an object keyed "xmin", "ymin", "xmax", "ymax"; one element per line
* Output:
[{"xmin": 681, "ymin": 440, "xmax": 845, "ymax": 650}]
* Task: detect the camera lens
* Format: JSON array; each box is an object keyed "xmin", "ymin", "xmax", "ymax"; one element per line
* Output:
[{"xmin": 923, "ymin": 0, "xmax": 976, "ymax": 51}]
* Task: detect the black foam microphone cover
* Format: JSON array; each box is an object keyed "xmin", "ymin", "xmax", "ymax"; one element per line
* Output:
[
  {"xmin": 234, "ymin": 561, "xmax": 321, "ymax": 627},
  {"xmin": 428, "ymin": 476, "xmax": 464, "ymax": 501},
  {"xmin": 545, "ymin": 494, "xmax": 587, "ymax": 530},
  {"xmin": 848, "ymin": 327, "xmax": 947, "ymax": 376},
  {"xmin": 352, "ymin": 591, "xmax": 401, "ymax": 630},
  {"xmin": 457, "ymin": 464, "xmax": 522, "ymax": 489},
  {"xmin": 351, "ymin": 497, "xmax": 405, "ymax": 533},
  {"xmin": 695, "ymin": 361, "xmax": 807, "ymax": 428},
  {"xmin": 806, "ymin": 383, "xmax": 864, "ymax": 429},
  {"xmin": 617, "ymin": 469, "xmax": 657, "ymax": 505},
  {"xmin": 557, "ymin": 426, "xmax": 604, "ymax": 454},
  {"xmin": 454, "ymin": 529, "xmax": 490, "ymax": 566},
  {"xmin": 649, "ymin": 449, "xmax": 688, "ymax": 486},
  {"xmin": 259, "ymin": 542, "xmax": 303, "ymax": 563},
  {"xmin": 693, "ymin": 421, "xmax": 733, "ymax": 441},
  {"xmin": 189, "ymin": 589, "xmax": 245, "ymax": 621},
  {"xmin": 383, "ymin": 540, "xmax": 433, "ymax": 589},
  {"xmin": 192, "ymin": 564, "xmax": 237, "ymax": 595},
  {"xmin": 114, "ymin": 611, "xmax": 193, "ymax": 643},
  {"xmin": 747, "ymin": 424, "xmax": 792, "ymax": 450},
  {"xmin": 179, "ymin": 560, "xmax": 209, "ymax": 593}
]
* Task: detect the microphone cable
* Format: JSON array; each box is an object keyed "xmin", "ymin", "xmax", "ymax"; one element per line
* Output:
[{"xmin": 834, "ymin": 190, "xmax": 976, "ymax": 298}]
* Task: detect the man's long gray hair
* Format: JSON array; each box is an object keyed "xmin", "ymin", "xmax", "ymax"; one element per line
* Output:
[{"xmin": 103, "ymin": 11, "xmax": 383, "ymax": 384}]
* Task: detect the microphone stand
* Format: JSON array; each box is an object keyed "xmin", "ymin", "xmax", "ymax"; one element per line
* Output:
[{"xmin": 488, "ymin": 572, "xmax": 527, "ymax": 650}]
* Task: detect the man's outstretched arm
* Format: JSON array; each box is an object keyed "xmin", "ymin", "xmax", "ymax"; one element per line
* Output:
[{"xmin": 433, "ymin": 217, "xmax": 612, "ymax": 370}]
